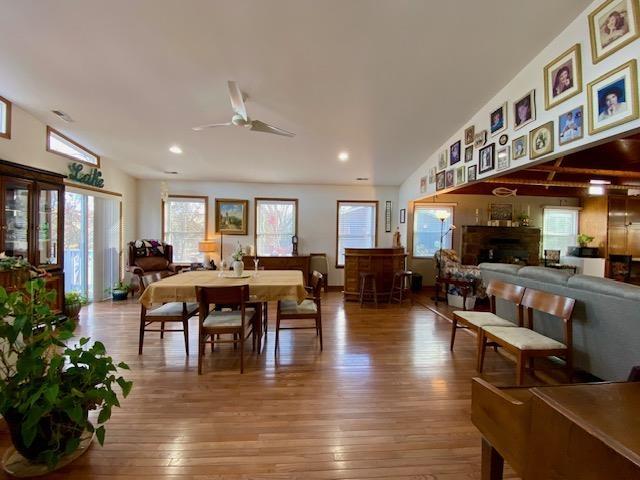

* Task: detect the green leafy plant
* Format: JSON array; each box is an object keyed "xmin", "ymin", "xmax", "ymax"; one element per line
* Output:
[
  {"xmin": 577, "ymin": 233, "xmax": 594, "ymax": 247},
  {"xmin": 0, "ymin": 255, "xmax": 30, "ymax": 271},
  {"xmin": 0, "ymin": 279, "xmax": 132, "ymax": 468},
  {"xmin": 64, "ymin": 291, "xmax": 88, "ymax": 307},
  {"xmin": 231, "ymin": 243, "xmax": 244, "ymax": 262},
  {"xmin": 104, "ymin": 282, "xmax": 131, "ymax": 295}
]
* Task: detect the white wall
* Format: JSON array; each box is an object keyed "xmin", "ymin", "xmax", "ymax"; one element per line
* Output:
[
  {"xmin": 137, "ymin": 180, "xmax": 399, "ymax": 286},
  {"xmin": 0, "ymin": 105, "xmax": 138, "ymax": 244},
  {"xmin": 399, "ymin": 0, "xmax": 640, "ymax": 240}
]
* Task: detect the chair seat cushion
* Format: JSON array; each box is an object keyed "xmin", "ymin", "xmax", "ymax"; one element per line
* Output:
[
  {"xmin": 203, "ymin": 308, "xmax": 256, "ymax": 328},
  {"xmin": 453, "ymin": 311, "xmax": 515, "ymax": 328},
  {"xmin": 279, "ymin": 299, "xmax": 318, "ymax": 315},
  {"xmin": 147, "ymin": 302, "xmax": 199, "ymax": 317},
  {"xmin": 483, "ymin": 326, "xmax": 566, "ymax": 350}
]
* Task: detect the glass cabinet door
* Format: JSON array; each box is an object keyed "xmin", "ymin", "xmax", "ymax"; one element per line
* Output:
[
  {"xmin": 3, "ymin": 180, "xmax": 31, "ymax": 259},
  {"xmin": 37, "ymin": 185, "xmax": 61, "ymax": 267}
]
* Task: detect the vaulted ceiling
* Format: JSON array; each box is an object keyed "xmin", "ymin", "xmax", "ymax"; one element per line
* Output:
[{"xmin": 0, "ymin": 0, "xmax": 590, "ymax": 185}]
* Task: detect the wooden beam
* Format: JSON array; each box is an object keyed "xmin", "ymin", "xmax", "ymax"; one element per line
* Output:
[
  {"xmin": 545, "ymin": 158, "xmax": 563, "ymax": 189},
  {"xmin": 483, "ymin": 177, "xmax": 634, "ymax": 190},
  {"xmin": 528, "ymin": 165, "xmax": 640, "ymax": 178}
]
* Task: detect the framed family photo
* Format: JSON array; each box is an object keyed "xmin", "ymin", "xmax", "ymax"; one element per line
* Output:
[
  {"xmin": 513, "ymin": 90, "xmax": 536, "ymax": 130},
  {"xmin": 436, "ymin": 171, "xmax": 446, "ymax": 191},
  {"xmin": 478, "ymin": 143, "xmax": 495, "ymax": 174},
  {"xmin": 455, "ymin": 166, "xmax": 466, "ymax": 185},
  {"xmin": 474, "ymin": 129, "xmax": 488, "ymax": 148},
  {"xmin": 543, "ymin": 44, "xmax": 582, "ymax": 109},
  {"xmin": 464, "ymin": 126, "xmax": 475, "ymax": 145},
  {"xmin": 490, "ymin": 102, "xmax": 507, "ymax": 136},
  {"xmin": 467, "ymin": 165, "xmax": 477, "ymax": 182},
  {"xmin": 496, "ymin": 146, "xmax": 510, "ymax": 171},
  {"xmin": 215, "ymin": 198, "xmax": 249, "ymax": 235},
  {"xmin": 450, "ymin": 140, "xmax": 462, "ymax": 165},
  {"xmin": 445, "ymin": 169, "xmax": 455, "ymax": 188},
  {"xmin": 530, "ymin": 121, "xmax": 554, "ymax": 159},
  {"xmin": 512, "ymin": 135, "xmax": 527, "ymax": 160},
  {"xmin": 464, "ymin": 145, "xmax": 474, "ymax": 163},
  {"xmin": 420, "ymin": 176, "xmax": 427, "ymax": 193},
  {"xmin": 438, "ymin": 150, "xmax": 448, "ymax": 171},
  {"xmin": 428, "ymin": 166, "xmax": 436, "ymax": 184},
  {"xmin": 588, "ymin": 0, "xmax": 640, "ymax": 63},
  {"xmin": 559, "ymin": 106, "xmax": 584, "ymax": 145},
  {"xmin": 587, "ymin": 59, "xmax": 638, "ymax": 135}
]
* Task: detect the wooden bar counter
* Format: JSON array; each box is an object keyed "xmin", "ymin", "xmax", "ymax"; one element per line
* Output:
[{"xmin": 343, "ymin": 247, "xmax": 406, "ymax": 301}]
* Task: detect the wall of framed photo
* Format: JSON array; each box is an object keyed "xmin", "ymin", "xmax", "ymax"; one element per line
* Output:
[{"xmin": 400, "ymin": 0, "xmax": 640, "ymax": 241}]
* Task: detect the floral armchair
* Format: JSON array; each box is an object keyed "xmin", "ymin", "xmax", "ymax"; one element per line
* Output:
[{"xmin": 434, "ymin": 249, "xmax": 486, "ymax": 298}]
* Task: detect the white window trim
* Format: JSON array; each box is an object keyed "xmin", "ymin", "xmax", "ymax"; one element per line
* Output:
[
  {"xmin": 46, "ymin": 126, "xmax": 100, "ymax": 167},
  {"xmin": 336, "ymin": 200, "xmax": 378, "ymax": 268},
  {"xmin": 162, "ymin": 195, "xmax": 208, "ymax": 264}
]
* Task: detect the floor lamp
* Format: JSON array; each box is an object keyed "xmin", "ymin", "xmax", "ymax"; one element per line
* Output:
[{"xmin": 432, "ymin": 210, "xmax": 454, "ymax": 302}]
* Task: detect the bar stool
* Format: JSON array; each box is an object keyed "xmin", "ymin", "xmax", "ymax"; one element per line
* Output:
[
  {"xmin": 389, "ymin": 270, "xmax": 413, "ymax": 305},
  {"xmin": 359, "ymin": 272, "xmax": 378, "ymax": 308}
]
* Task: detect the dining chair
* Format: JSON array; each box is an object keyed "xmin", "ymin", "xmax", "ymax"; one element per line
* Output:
[
  {"xmin": 275, "ymin": 271, "xmax": 324, "ymax": 355},
  {"xmin": 310, "ymin": 253, "xmax": 329, "ymax": 293},
  {"xmin": 138, "ymin": 272, "xmax": 199, "ymax": 355},
  {"xmin": 195, "ymin": 284, "xmax": 257, "ymax": 374}
]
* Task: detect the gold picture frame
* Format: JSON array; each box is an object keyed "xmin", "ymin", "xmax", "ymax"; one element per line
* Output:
[
  {"xmin": 529, "ymin": 121, "xmax": 554, "ymax": 159},
  {"xmin": 587, "ymin": 59, "xmax": 639, "ymax": 135},
  {"xmin": 543, "ymin": 44, "xmax": 583, "ymax": 110},
  {"xmin": 215, "ymin": 198, "xmax": 249, "ymax": 235},
  {"xmin": 588, "ymin": 0, "xmax": 640, "ymax": 64}
]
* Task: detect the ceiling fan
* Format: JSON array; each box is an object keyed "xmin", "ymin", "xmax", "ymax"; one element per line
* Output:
[{"xmin": 192, "ymin": 81, "xmax": 295, "ymax": 137}]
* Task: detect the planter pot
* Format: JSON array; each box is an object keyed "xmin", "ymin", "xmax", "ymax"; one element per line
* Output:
[
  {"xmin": 447, "ymin": 293, "xmax": 476, "ymax": 310},
  {"xmin": 64, "ymin": 303, "xmax": 82, "ymax": 319},
  {"xmin": 232, "ymin": 260, "xmax": 244, "ymax": 277},
  {"xmin": 112, "ymin": 290, "xmax": 128, "ymax": 301}
]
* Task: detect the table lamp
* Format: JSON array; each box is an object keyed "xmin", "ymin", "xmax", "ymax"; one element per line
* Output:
[{"xmin": 198, "ymin": 240, "xmax": 219, "ymax": 270}]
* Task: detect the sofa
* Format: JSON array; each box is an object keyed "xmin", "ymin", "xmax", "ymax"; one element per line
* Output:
[{"xmin": 479, "ymin": 263, "xmax": 640, "ymax": 381}]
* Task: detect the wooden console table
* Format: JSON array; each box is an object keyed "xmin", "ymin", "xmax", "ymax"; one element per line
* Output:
[
  {"xmin": 343, "ymin": 247, "xmax": 406, "ymax": 301},
  {"xmin": 242, "ymin": 255, "xmax": 310, "ymax": 285}
]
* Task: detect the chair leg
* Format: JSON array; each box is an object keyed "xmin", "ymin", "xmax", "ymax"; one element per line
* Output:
[
  {"xmin": 160, "ymin": 322, "xmax": 165, "ymax": 339},
  {"xmin": 359, "ymin": 279, "xmax": 365, "ymax": 307},
  {"xmin": 516, "ymin": 353, "xmax": 526, "ymax": 386},
  {"xmin": 138, "ymin": 317, "xmax": 145, "ymax": 355},
  {"xmin": 210, "ymin": 333, "xmax": 214, "ymax": 353},
  {"xmin": 389, "ymin": 276, "xmax": 396, "ymax": 304},
  {"xmin": 240, "ymin": 330, "xmax": 245, "ymax": 374},
  {"xmin": 373, "ymin": 281, "xmax": 378, "ymax": 308},
  {"xmin": 318, "ymin": 316, "xmax": 323, "ymax": 351},
  {"xmin": 275, "ymin": 314, "xmax": 281, "ymax": 355},
  {"xmin": 450, "ymin": 318, "xmax": 458, "ymax": 351},
  {"xmin": 565, "ymin": 353, "xmax": 573, "ymax": 383},
  {"xmin": 198, "ymin": 333, "xmax": 204, "ymax": 375},
  {"xmin": 183, "ymin": 319, "xmax": 189, "ymax": 356},
  {"xmin": 477, "ymin": 331, "xmax": 488, "ymax": 373}
]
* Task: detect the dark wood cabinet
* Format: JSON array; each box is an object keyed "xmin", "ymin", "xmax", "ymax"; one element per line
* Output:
[
  {"xmin": 242, "ymin": 255, "xmax": 311, "ymax": 285},
  {"xmin": 343, "ymin": 247, "xmax": 406, "ymax": 301},
  {"xmin": 0, "ymin": 160, "xmax": 65, "ymax": 312}
]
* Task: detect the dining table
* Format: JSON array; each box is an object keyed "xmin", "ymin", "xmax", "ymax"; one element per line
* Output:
[{"xmin": 139, "ymin": 269, "xmax": 307, "ymax": 354}]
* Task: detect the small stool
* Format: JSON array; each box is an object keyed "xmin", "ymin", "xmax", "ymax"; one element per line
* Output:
[
  {"xmin": 359, "ymin": 272, "xmax": 378, "ymax": 308},
  {"xmin": 389, "ymin": 270, "xmax": 413, "ymax": 305}
]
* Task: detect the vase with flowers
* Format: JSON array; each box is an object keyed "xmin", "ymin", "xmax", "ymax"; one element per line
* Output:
[{"xmin": 231, "ymin": 243, "xmax": 244, "ymax": 277}]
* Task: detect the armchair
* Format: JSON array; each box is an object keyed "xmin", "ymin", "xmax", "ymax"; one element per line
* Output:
[
  {"xmin": 127, "ymin": 240, "xmax": 185, "ymax": 292},
  {"xmin": 434, "ymin": 249, "xmax": 486, "ymax": 300}
]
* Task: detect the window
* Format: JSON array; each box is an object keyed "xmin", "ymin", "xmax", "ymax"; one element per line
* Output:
[
  {"xmin": 255, "ymin": 198, "xmax": 297, "ymax": 256},
  {"xmin": 46, "ymin": 126, "xmax": 100, "ymax": 167},
  {"xmin": 0, "ymin": 95, "xmax": 11, "ymax": 139},
  {"xmin": 336, "ymin": 201, "xmax": 378, "ymax": 267},
  {"xmin": 543, "ymin": 207, "xmax": 579, "ymax": 256},
  {"xmin": 412, "ymin": 205, "xmax": 454, "ymax": 257},
  {"xmin": 162, "ymin": 196, "xmax": 208, "ymax": 263}
]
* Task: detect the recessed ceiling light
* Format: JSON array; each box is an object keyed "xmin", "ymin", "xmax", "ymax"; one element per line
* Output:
[
  {"xmin": 163, "ymin": 170, "xmax": 179, "ymax": 175},
  {"xmin": 169, "ymin": 145, "xmax": 183, "ymax": 154},
  {"xmin": 338, "ymin": 151, "xmax": 349, "ymax": 162}
]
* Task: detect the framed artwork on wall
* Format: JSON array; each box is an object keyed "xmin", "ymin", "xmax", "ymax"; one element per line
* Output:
[
  {"xmin": 474, "ymin": 129, "xmax": 488, "ymax": 148},
  {"xmin": 588, "ymin": 0, "xmax": 640, "ymax": 63},
  {"xmin": 420, "ymin": 176, "xmax": 427, "ymax": 193},
  {"xmin": 490, "ymin": 203, "xmax": 513, "ymax": 221},
  {"xmin": 513, "ymin": 90, "xmax": 536, "ymax": 130},
  {"xmin": 450, "ymin": 140, "xmax": 462, "ymax": 165},
  {"xmin": 512, "ymin": 135, "xmax": 527, "ymax": 160},
  {"xmin": 559, "ymin": 106, "xmax": 584, "ymax": 145},
  {"xmin": 385, "ymin": 201, "xmax": 392, "ymax": 232},
  {"xmin": 490, "ymin": 102, "xmax": 507, "ymax": 136},
  {"xmin": 399, "ymin": 208, "xmax": 406, "ymax": 224},
  {"xmin": 215, "ymin": 198, "xmax": 249, "ymax": 235},
  {"xmin": 445, "ymin": 169, "xmax": 455, "ymax": 188},
  {"xmin": 435, "ymin": 171, "xmax": 446, "ymax": 191},
  {"xmin": 438, "ymin": 150, "xmax": 448, "ymax": 171},
  {"xmin": 587, "ymin": 59, "xmax": 639, "ymax": 135},
  {"xmin": 530, "ymin": 121, "xmax": 555, "ymax": 159},
  {"xmin": 464, "ymin": 145, "xmax": 474, "ymax": 162},
  {"xmin": 428, "ymin": 166, "xmax": 436, "ymax": 184},
  {"xmin": 496, "ymin": 146, "xmax": 510, "ymax": 171},
  {"xmin": 467, "ymin": 165, "xmax": 477, "ymax": 182},
  {"xmin": 478, "ymin": 143, "xmax": 495, "ymax": 174},
  {"xmin": 464, "ymin": 125, "xmax": 475, "ymax": 145},
  {"xmin": 544, "ymin": 44, "xmax": 583, "ymax": 109},
  {"xmin": 455, "ymin": 166, "xmax": 465, "ymax": 185}
]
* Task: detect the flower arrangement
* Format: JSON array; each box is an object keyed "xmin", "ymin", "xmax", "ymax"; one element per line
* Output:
[{"xmin": 231, "ymin": 243, "xmax": 244, "ymax": 262}]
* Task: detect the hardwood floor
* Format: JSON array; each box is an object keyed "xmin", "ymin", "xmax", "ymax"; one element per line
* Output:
[{"xmin": 0, "ymin": 292, "xmax": 526, "ymax": 479}]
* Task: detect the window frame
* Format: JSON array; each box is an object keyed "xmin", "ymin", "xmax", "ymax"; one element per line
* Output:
[
  {"xmin": 542, "ymin": 206, "xmax": 580, "ymax": 257},
  {"xmin": 161, "ymin": 194, "xmax": 209, "ymax": 264},
  {"xmin": 335, "ymin": 200, "xmax": 379, "ymax": 268},
  {"xmin": 0, "ymin": 95, "xmax": 11, "ymax": 140},
  {"xmin": 46, "ymin": 126, "xmax": 101, "ymax": 168},
  {"xmin": 254, "ymin": 197, "xmax": 299, "ymax": 257},
  {"xmin": 411, "ymin": 203, "xmax": 455, "ymax": 259}
]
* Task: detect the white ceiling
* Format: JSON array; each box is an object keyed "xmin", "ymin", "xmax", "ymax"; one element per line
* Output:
[{"xmin": 0, "ymin": 0, "xmax": 590, "ymax": 186}]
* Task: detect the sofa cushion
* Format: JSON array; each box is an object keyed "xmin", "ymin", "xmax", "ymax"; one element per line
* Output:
[
  {"xmin": 280, "ymin": 299, "xmax": 318, "ymax": 315},
  {"xmin": 478, "ymin": 263, "xmax": 523, "ymax": 276},
  {"xmin": 568, "ymin": 274, "xmax": 640, "ymax": 301},
  {"xmin": 518, "ymin": 266, "xmax": 573, "ymax": 285},
  {"xmin": 483, "ymin": 326, "xmax": 566, "ymax": 350},
  {"xmin": 453, "ymin": 311, "xmax": 516, "ymax": 328},
  {"xmin": 147, "ymin": 302, "xmax": 199, "ymax": 317},
  {"xmin": 135, "ymin": 256, "xmax": 170, "ymax": 272}
]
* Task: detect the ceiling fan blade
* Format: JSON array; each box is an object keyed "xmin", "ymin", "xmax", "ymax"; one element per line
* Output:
[
  {"xmin": 250, "ymin": 120, "xmax": 295, "ymax": 137},
  {"xmin": 227, "ymin": 81, "xmax": 248, "ymax": 121},
  {"xmin": 192, "ymin": 122, "xmax": 232, "ymax": 131}
]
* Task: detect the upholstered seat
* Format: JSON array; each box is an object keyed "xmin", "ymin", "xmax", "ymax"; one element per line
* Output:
[
  {"xmin": 483, "ymin": 326, "xmax": 566, "ymax": 350},
  {"xmin": 146, "ymin": 302, "xmax": 199, "ymax": 317},
  {"xmin": 279, "ymin": 299, "xmax": 317, "ymax": 315},
  {"xmin": 452, "ymin": 311, "xmax": 515, "ymax": 328},
  {"xmin": 203, "ymin": 308, "xmax": 256, "ymax": 328}
]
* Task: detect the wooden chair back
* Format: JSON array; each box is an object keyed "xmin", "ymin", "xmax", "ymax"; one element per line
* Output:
[
  {"xmin": 522, "ymin": 288, "xmax": 576, "ymax": 348},
  {"xmin": 140, "ymin": 271, "xmax": 171, "ymax": 290},
  {"xmin": 310, "ymin": 271, "xmax": 324, "ymax": 297},
  {"xmin": 486, "ymin": 280, "xmax": 526, "ymax": 324},
  {"xmin": 195, "ymin": 285, "xmax": 250, "ymax": 321}
]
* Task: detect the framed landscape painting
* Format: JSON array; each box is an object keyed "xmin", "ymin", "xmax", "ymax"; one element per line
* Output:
[
  {"xmin": 589, "ymin": 0, "xmax": 640, "ymax": 63},
  {"xmin": 215, "ymin": 198, "xmax": 249, "ymax": 235},
  {"xmin": 543, "ymin": 44, "xmax": 582, "ymax": 109}
]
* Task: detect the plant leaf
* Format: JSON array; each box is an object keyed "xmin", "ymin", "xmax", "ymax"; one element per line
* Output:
[
  {"xmin": 98, "ymin": 405, "xmax": 111, "ymax": 424},
  {"xmin": 116, "ymin": 377, "xmax": 133, "ymax": 398},
  {"xmin": 44, "ymin": 385, "xmax": 59, "ymax": 404},
  {"xmin": 95, "ymin": 426, "xmax": 105, "ymax": 446},
  {"xmin": 64, "ymin": 437, "xmax": 80, "ymax": 455},
  {"xmin": 117, "ymin": 361, "xmax": 130, "ymax": 370},
  {"xmin": 65, "ymin": 404, "xmax": 84, "ymax": 425},
  {"xmin": 21, "ymin": 423, "xmax": 37, "ymax": 447},
  {"xmin": 79, "ymin": 337, "xmax": 90, "ymax": 346}
]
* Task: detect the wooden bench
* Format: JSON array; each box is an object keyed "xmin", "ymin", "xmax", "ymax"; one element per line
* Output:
[{"xmin": 477, "ymin": 287, "xmax": 575, "ymax": 385}]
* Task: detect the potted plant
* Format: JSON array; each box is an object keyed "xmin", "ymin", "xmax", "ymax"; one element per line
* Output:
[
  {"xmin": 0, "ymin": 254, "xmax": 32, "ymax": 290},
  {"xmin": 64, "ymin": 291, "xmax": 88, "ymax": 320},
  {"xmin": 577, "ymin": 233, "xmax": 595, "ymax": 248},
  {"xmin": 0, "ymin": 279, "xmax": 132, "ymax": 474},
  {"xmin": 517, "ymin": 213, "xmax": 530, "ymax": 227},
  {"xmin": 106, "ymin": 282, "xmax": 131, "ymax": 301},
  {"xmin": 231, "ymin": 243, "xmax": 244, "ymax": 277}
]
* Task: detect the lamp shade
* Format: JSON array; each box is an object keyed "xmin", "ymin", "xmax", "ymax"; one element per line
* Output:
[
  {"xmin": 198, "ymin": 240, "xmax": 218, "ymax": 253},
  {"xmin": 435, "ymin": 210, "xmax": 451, "ymax": 221}
]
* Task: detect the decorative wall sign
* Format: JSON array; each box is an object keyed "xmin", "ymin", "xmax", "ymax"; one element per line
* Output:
[
  {"xmin": 385, "ymin": 201, "xmax": 392, "ymax": 232},
  {"xmin": 399, "ymin": 208, "xmax": 406, "ymax": 224},
  {"xmin": 67, "ymin": 162, "xmax": 104, "ymax": 188}
]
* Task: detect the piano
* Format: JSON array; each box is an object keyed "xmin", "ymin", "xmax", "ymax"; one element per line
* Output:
[{"xmin": 471, "ymin": 378, "xmax": 640, "ymax": 479}]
